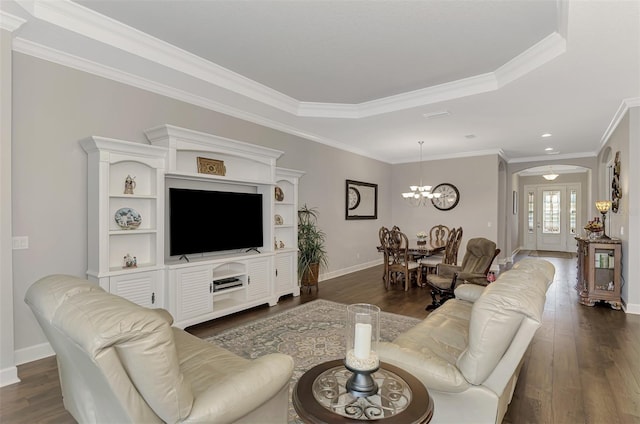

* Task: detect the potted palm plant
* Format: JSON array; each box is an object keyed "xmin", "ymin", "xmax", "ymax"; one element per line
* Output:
[{"xmin": 298, "ymin": 205, "xmax": 328, "ymax": 289}]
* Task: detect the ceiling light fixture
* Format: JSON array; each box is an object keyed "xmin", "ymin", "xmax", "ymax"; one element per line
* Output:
[
  {"xmin": 402, "ymin": 141, "xmax": 440, "ymax": 206},
  {"xmin": 541, "ymin": 133, "xmax": 552, "ymax": 138},
  {"xmin": 543, "ymin": 167, "xmax": 559, "ymax": 180},
  {"xmin": 422, "ymin": 110, "xmax": 451, "ymax": 119}
]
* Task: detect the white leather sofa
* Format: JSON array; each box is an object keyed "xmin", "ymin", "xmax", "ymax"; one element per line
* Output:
[
  {"xmin": 378, "ymin": 259, "xmax": 555, "ymax": 424},
  {"xmin": 25, "ymin": 275, "xmax": 294, "ymax": 424}
]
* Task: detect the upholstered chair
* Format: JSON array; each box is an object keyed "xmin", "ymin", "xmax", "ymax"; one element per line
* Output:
[
  {"xmin": 425, "ymin": 237, "xmax": 500, "ymax": 310},
  {"xmin": 24, "ymin": 275, "xmax": 294, "ymax": 424}
]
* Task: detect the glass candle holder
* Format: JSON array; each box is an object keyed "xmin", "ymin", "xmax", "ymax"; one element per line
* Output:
[{"xmin": 345, "ymin": 304, "xmax": 380, "ymax": 371}]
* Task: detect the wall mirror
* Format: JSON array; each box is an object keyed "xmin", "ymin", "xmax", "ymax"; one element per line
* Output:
[{"xmin": 346, "ymin": 180, "xmax": 378, "ymax": 220}]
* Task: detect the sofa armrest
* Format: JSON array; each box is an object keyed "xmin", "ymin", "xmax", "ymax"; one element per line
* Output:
[
  {"xmin": 454, "ymin": 284, "xmax": 485, "ymax": 303},
  {"xmin": 377, "ymin": 342, "xmax": 469, "ymax": 393},
  {"xmin": 183, "ymin": 353, "xmax": 294, "ymax": 424}
]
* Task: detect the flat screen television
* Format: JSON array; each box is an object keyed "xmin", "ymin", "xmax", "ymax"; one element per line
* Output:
[{"xmin": 169, "ymin": 188, "xmax": 263, "ymax": 256}]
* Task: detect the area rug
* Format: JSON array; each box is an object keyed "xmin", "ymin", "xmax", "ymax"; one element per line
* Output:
[
  {"xmin": 205, "ymin": 299, "xmax": 420, "ymax": 423},
  {"xmin": 529, "ymin": 250, "xmax": 574, "ymax": 259}
]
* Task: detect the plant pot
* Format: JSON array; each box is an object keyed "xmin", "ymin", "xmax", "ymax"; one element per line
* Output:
[{"xmin": 301, "ymin": 263, "xmax": 320, "ymax": 287}]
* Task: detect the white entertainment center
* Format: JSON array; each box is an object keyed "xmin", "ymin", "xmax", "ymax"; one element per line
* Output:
[{"xmin": 81, "ymin": 124, "xmax": 304, "ymax": 328}]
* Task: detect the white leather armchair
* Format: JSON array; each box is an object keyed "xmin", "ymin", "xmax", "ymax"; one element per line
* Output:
[{"xmin": 25, "ymin": 275, "xmax": 294, "ymax": 423}]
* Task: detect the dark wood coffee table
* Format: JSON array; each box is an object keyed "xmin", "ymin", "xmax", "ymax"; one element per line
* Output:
[{"xmin": 293, "ymin": 359, "xmax": 433, "ymax": 423}]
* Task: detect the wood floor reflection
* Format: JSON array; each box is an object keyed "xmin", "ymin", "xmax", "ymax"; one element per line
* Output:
[{"xmin": 1, "ymin": 254, "xmax": 638, "ymax": 423}]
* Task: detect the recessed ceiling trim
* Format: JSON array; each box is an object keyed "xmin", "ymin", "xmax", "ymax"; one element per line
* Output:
[
  {"xmin": 12, "ymin": 37, "xmax": 387, "ymax": 163},
  {"xmin": 494, "ymin": 32, "xmax": 566, "ymax": 88},
  {"xmin": 300, "ymin": 72, "xmax": 499, "ymax": 118},
  {"xmin": 15, "ymin": 0, "xmax": 301, "ymax": 115},
  {"xmin": 0, "ymin": 11, "xmax": 26, "ymax": 31},
  {"xmin": 599, "ymin": 97, "xmax": 640, "ymax": 150},
  {"xmin": 508, "ymin": 151, "xmax": 597, "ymax": 164},
  {"xmin": 393, "ymin": 148, "xmax": 505, "ymax": 165},
  {"xmin": 17, "ymin": 0, "xmax": 568, "ymax": 121}
]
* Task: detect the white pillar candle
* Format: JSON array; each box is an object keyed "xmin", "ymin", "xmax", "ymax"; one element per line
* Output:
[{"xmin": 354, "ymin": 322, "xmax": 372, "ymax": 359}]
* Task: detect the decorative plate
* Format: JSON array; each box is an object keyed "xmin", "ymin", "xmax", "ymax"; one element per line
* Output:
[
  {"xmin": 275, "ymin": 214, "xmax": 284, "ymax": 225},
  {"xmin": 114, "ymin": 207, "xmax": 142, "ymax": 230},
  {"xmin": 275, "ymin": 186, "xmax": 284, "ymax": 201}
]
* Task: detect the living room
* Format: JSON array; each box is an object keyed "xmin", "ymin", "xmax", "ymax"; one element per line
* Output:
[{"xmin": 1, "ymin": 0, "xmax": 639, "ymax": 419}]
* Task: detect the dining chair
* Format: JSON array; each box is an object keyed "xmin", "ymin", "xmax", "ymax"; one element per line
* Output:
[
  {"xmin": 378, "ymin": 226, "xmax": 390, "ymax": 284},
  {"xmin": 419, "ymin": 227, "xmax": 462, "ymax": 280},
  {"xmin": 424, "ymin": 237, "xmax": 500, "ymax": 310},
  {"xmin": 429, "ymin": 224, "xmax": 450, "ymax": 244},
  {"xmin": 385, "ymin": 228, "xmax": 419, "ymax": 291}
]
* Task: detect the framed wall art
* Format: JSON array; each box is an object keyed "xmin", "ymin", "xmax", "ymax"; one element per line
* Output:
[{"xmin": 346, "ymin": 180, "xmax": 378, "ymax": 220}]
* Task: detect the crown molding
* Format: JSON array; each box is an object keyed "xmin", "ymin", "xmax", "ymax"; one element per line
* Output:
[
  {"xmin": 599, "ymin": 97, "xmax": 640, "ymax": 150},
  {"xmin": 299, "ymin": 72, "xmax": 498, "ymax": 119},
  {"xmin": 508, "ymin": 151, "xmax": 597, "ymax": 164},
  {"xmin": 12, "ymin": 37, "xmax": 386, "ymax": 162},
  {"xmin": 494, "ymin": 32, "xmax": 566, "ymax": 88},
  {"xmin": 16, "ymin": 0, "xmax": 567, "ymax": 120},
  {"xmin": 0, "ymin": 11, "xmax": 26, "ymax": 32},
  {"xmin": 301, "ymin": 31, "xmax": 566, "ymax": 119},
  {"xmin": 15, "ymin": 0, "xmax": 300, "ymax": 114},
  {"xmin": 393, "ymin": 148, "xmax": 505, "ymax": 165}
]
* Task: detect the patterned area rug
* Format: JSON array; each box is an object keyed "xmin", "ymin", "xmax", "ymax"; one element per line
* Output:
[
  {"xmin": 205, "ymin": 299, "xmax": 420, "ymax": 423},
  {"xmin": 529, "ymin": 250, "xmax": 574, "ymax": 259}
]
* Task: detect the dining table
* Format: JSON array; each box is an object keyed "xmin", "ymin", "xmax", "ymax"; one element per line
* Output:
[
  {"xmin": 377, "ymin": 238, "xmax": 446, "ymax": 258},
  {"xmin": 377, "ymin": 238, "xmax": 446, "ymax": 287}
]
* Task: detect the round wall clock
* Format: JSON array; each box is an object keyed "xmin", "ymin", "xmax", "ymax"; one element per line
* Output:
[
  {"xmin": 348, "ymin": 186, "xmax": 361, "ymax": 210},
  {"xmin": 431, "ymin": 183, "xmax": 460, "ymax": 211}
]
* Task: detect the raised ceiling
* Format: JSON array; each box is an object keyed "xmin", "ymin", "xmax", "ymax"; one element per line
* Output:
[{"xmin": 2, "ymin": 0, "xmax": 639, "ymax": 163}]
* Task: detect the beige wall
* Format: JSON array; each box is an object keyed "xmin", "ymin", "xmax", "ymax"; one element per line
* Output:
[
  {"xmin": 391, "ymin": 154, "xmax": 500, "ymax": 261},
  {"xmin": 597, "ymin": 108, "xmax": 639, "ymax": 311},
  {"xmin": 9, "ymin": 51, "xmax": 637, "ymax": 368},
  {"xmin": 1, "ymin": 29, "xmax": 17, "ymax": 384},
  {"xmin": 10, "ymin": 53, "xmax": 393, "ymax": 360}
]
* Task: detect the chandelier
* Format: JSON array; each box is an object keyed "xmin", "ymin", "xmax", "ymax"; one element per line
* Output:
[{"xmin": 402, "ymin": 141, "xmax": 440, "ymax": 206}]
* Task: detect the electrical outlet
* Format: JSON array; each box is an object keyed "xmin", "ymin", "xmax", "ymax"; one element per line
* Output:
[
  {"xmin": 12, "ymin": 236, "xmax": 29, "ymax": 250},
  {"xmin": 620, "ymin": 226, "xmax": 624, "ymax": 235}
]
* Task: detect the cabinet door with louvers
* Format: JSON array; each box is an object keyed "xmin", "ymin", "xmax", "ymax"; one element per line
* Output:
[{"xmin": 110, "ymin": 270, "xmax": 160, "ymax": 308}]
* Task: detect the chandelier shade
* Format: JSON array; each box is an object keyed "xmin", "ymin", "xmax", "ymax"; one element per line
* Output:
[{"xmin": 543, "ymin": 167, "xmax": 559, "ymax": 180}]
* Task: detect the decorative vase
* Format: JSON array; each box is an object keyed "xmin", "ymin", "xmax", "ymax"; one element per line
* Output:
[{"xmin": 301, "ymin": 263, "xmax": 320, "ymax": 286}]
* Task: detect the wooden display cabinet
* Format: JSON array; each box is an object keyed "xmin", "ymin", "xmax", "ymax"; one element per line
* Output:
[{"xmin": 576, "ymin": 237, "xmax": 622, "ymax": 310}]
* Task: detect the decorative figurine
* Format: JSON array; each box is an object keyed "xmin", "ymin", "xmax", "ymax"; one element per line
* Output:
[
  {"xmin": 279, "ymin": 240, "xmax": 285, "ymax": 249},
  {"xmin": 123, "ymin": 253, "xmax": 137, "ymax": 268},
  {"xmin": 124, "ymin": 175, "xmax": 136, "ymax": 195}
]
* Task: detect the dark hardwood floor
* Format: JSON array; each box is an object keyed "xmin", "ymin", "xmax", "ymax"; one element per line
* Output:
[{"xmin": 1, "ymin": 254, "xmax": 639, "ymax": 423}]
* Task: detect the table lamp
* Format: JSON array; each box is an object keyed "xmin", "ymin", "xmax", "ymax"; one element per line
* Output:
[{"xmin": 595, "ymin": 200, "xmax": 612, "ymax": 239}]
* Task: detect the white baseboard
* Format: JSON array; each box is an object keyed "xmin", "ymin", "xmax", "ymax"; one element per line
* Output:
[
  {"xmin": 319, "ymin": 259, "xmax": 382, "ymax": 283},
  {"xmin": 1, "ymin": 342, "xmax": 54, "ymax": 387},
  {"xmin": 14, "ymin": 341, "xmax": 54, "ymax": 366},
  {"xmin": 622, "ymin": 301, "xmax": 640, "ymax": 315},
  {"xmin": 0, "ymin": 366, "xmax": 20, "ymax": 387}
]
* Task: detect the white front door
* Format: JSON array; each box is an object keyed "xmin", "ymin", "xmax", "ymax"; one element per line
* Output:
[
  {"xmin": 537, "ymin": 188, "xmax": 564, "ymax": 251},
  {"xmin": 523, "ymin": 183, "xmax": 581, "ymax": 252}
]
